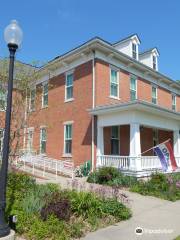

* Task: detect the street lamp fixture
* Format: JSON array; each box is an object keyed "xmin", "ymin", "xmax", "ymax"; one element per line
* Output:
[{"xmin": 0, "ymin": 20, "xmax": 23, "ymax": 237}]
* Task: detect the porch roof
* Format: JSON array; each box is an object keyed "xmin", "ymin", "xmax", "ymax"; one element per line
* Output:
[{"xmin": 89, "ymin": 100, "xmax": 180, "ymax": 121}]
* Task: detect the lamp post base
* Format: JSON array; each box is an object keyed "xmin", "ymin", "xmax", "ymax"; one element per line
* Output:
[{"xmin": 0, "ymin": 230, "xmax": 15, "ymax": 240}]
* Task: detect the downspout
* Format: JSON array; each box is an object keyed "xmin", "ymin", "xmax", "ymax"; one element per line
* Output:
[{"xmin": 91, "ymin": 50, "xmax": 96, "ymax": 171}]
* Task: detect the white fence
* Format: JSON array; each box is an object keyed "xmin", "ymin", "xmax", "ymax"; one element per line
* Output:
[
  {"xmin": 97, "ymin": 155, "xmax": 180, "ymax": 174},
  {"xmin": 12, "ymin": 153, "xmax": 74, "ymax": 179}
]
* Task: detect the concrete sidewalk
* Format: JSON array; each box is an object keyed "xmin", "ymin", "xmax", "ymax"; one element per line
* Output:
[{"xmin": 82, "ymin": 191, "xmax": 180, "ymax": 240}]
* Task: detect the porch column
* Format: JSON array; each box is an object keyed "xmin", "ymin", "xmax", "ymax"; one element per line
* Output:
[
  {"xmin": 97, "ymin": 126, "xmax": 104, "ymax": 166},
  {"xmin": 173, "ymin": 130, "xmax": 180, "ymax": 156},
  {"xmin": 130, "ymin": 123, "xmax": 141, "ymax": 171}
]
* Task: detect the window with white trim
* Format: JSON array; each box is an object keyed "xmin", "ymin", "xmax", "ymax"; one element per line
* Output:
[
  {"xmin": 42, "ymin": 82, "xmax": 48, "ymax": 107},
  {"xmin": 172, "ymin": 94, "xmax": 176, "ymax": 111},
  {"xmin": 130, "ymin": 75, "xmax": 137, "ymax": 101},
  {"xmin": 153, "ymin": 55, "xmax": 157, "ymax": 70},
  {"xmin": 0, "ymin": 88, "xmax": 7, "ymax": 110},
  {"xmin": 132, "ymin": 43, "xmax": 137, "ymax": 59},
  {"xmin": 64, "ymin": 124, "xmax": 72, "ymax": 154},
  {"xmin": 40, "ymin": 128, "xmax": 47, "ymax": 154},
  {"xmin": 27, "ymin": 129, "xmax": 34, "ymax": 151},
  {"xmin": 111, "ymin": 126, "xmax": 120, "ymax": 155},
  {"xmin": 152, "ymin": 86, "xmax": 157, "ymax": 104},
  {"xmin": 0, "ymin": 129, "xmax": 4, "ymax": 154},
  {"xmin": 110, "ymin": 68, "xmax": 119, "ymax": 98},
  {"xmin": 65, "ymin": 73, "xmax": 73, "ymax": 100},
  {"xmin": 29, "ymin": 88, "xmax": 36, "ymax": 111}
]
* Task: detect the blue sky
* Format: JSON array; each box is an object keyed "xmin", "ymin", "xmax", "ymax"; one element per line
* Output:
[{"xmin": 0, "ymin": 0, "xmax": 179, "ymax": 80}]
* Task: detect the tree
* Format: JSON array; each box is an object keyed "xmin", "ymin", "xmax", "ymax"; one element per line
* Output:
[{"xmin": 0, "ymin": 59, "xmax": 38, "ymax": 160}]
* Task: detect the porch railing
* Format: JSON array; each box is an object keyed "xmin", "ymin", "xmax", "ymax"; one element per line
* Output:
[
  {"xmin": 97, "ymin": 155, "xmax": 131, "ymax": 169},
  {"xmin": 97, "ymin": 155, "xmax": 180, "ymax": 172}
]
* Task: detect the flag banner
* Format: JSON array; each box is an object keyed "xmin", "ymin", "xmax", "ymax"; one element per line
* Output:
[{"xmin": 154, "ymin": 140, "xmax": 178, "ymax": 172}]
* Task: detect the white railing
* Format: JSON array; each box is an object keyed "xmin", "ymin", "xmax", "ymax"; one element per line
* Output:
[
  {"xmin": 140, "ymin": 156, "xmax": 162, "ymax": 170},
  {"xmin": 97, "ymin": 155, "xmax": 180, "ymax": 172},
  {"xmin": 12, "ymin": 153, "xmax": 74, "ymax": 179},
  {"xmin": 97, "ymin": 155, "xmax": 130, "ymax": 169}
]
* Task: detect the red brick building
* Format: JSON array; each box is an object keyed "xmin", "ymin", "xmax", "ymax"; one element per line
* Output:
[{"xmin": 1, "ymin": 35, "xmax": 180, "ymax": 176}]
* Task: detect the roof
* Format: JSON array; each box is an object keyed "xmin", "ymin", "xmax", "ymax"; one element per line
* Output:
[
  {"xmin": 25, "ymin": 36, "xmax": 180, "ymax": 93},
  {"xmin": 140, "ymin": 47, "xmax": 160, "ymax": 57},
  {"xmin": 113, "ymin": 34, "xmax": 141, "ymax": 46},
  {"xmin": 89, "ymin": 100, "xmax": 180, "ymax": 121}
]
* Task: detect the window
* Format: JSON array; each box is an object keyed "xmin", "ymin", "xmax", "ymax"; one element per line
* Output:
[
  {"xmin": 42, "ymin": 82, "xmax": 48, "ymax": 107},
  {"xmin": 172, "ymin": 95, "xmax": 176, "ymax": 111},
  {"xmin": 153, "ymin": 55, "xmax": 157, "ymax": 70},
  {"xmin": 64, "ymin": 124, "xmax": 72, "ymax": 155},
  {"xmin": 0, "ymin": 88, "xmax": 7, "ymax": 110},
  {"xmin": 40, "ymin": 128, "xmax": 47, "ymax": 154},
  {"xmin": 152, "ymin": 86, "xmax": 157, "ymax": 104},
  {"xmin": 0, "ymin": 129, "xmax": 4, "ymax": 154},
  {"xmin": 27, "ymin": 129, "xmax": 34, "ymax": 152},
  {"xmin": 130, "ymin": 75, "xmax": 137, "ymax": 101},
  {"xmin": 111, "ymin": 126, "xmax": 120, "ymax": 155},
  {"xmin": 110, "ymin": 69, "xmax": 119, "ymax": 98},
  {"xmin": 29, "ymin": 88, "xmax": 36, "ymax": 111},
  {"xmin": 65, "ymin": 73, "xmax": 73, "ymax": 100},
  {"xmin": 132, "ymin": 43, "xmax": 137, "ymax": 59}
]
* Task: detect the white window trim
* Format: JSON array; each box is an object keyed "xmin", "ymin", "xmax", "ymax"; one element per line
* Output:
[
  {"xmin": 152, "ymin": 55, "xmax": 158, "ymax": 71},
  {"xmin": 0, "ymin": 88, "xmax": 7, "ymax": 112},
  {"xmin": 111, "ymin": 126, "xmax": 120, "ymax": 155},
  {"xmin": 130, "ymin": 74, "xmax": 137, "ymax": 100},
  {"xmin": 65, "ymin": 70, "xmax": 74, "ymax": 102},
  {"xmin": 0, "ymin": 128, "xmax": 4, "ymax": 153},
  {"xmin": 172, "ymin": 94, "xmax": 176, "ymax": 111},
  {"xmin": 151, "ymin": 85, "xmax": 158, "ymax": 104},
  {"xmin": 40, "ymin": 127, "xmax": 47, "ymax": 154},
  {"xmin": 132, "ymin": 43, "xmax": 138, "ymax": 60},
  {"xmin": 109, "ymin": 66, "xmax": 120, "ymax": 99},
  {"xmin": 63, "ymin": 122, "xmax": 73, "ymax": 157},
  {"xmin": 27, "ymin": 127, "xmax": 34, "ymax": 151},
  {"xmin": 42, "ymin": 81, "xmax": 48, "ymax": 108}
]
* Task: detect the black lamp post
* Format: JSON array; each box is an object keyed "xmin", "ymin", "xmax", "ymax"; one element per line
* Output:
[{"xmin": 0, "ymin": 20, "xmax": 23, "ymax": 237}]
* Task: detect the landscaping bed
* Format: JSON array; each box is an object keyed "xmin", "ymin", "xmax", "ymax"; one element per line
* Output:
[
  {"xmin": 6, "ymin": 172, "xmax": 131, "ymax": 240},
  {"xmin": 87, "ymin": 167, "xmax": 180, "ymax": 201}
]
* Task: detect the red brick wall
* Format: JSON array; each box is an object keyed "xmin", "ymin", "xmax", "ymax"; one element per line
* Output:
[
  {"xmin": 140, "ymin": 127, "xmax": 154, "ymax": 156},
  {"xmin": 95, "ymin": 59, "xmax": 180, "ymax": 111},
  {"xmin": 104, "ymin": 127, "xmax": 111, "ymax": 155},
  {"xmin": 28, "ymin": 61, "xmax": 93, "ymax": 167},
  {"xmin": 158, "ymin": 87, "xmax": 172, "ymax": 109},
  {"xmin": 137, "ymin": 78, "xmax": 152, "ymax": 102},
  {"xmin": 120, "ymin": 125, "xmax": 130, "ymax": 155}
]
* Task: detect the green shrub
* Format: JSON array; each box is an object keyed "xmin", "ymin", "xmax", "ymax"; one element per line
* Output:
[
  {"xmin": 87, "ymin": 172, "xmax": 99, "ymax": 183},
  {"xmin": 69, "ymin": 190, "xmax": 103, "ymax": 218},
  {"xmin": 22, "ymin": 184, "xmax": 58, "ymax": 214},
  {"xmin": 6, "ymin": 172, "xmax": 132, "ymax": 239},
  {"xmin": 101, "ymin": 198, "xmax": 132, "ymax": 220},
  {"xmin": 41, "ymin": 195, "xmax": 71, "ymax": 221},
  {"xmin": 130, "ymin": 172, "xmax": 180, "ymax": 201},
  {"xmin": 98, "ymin": 167, "xmax": 120, "ymax": 184},
  {"xmin": 87, "ymin": 167, "xmax": 137, "ymax": 187}
]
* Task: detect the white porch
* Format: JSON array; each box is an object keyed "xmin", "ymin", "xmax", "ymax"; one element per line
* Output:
[{"xmin": 90, "ymin": 101, "xmax": 180, "ymax": 177}]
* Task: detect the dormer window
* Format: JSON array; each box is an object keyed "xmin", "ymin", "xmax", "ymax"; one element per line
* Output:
[
  {"xmin": 132, "ymin": 43, "xmax": 137, "ymax": 60},
  {"xmin": 153, "ymin": 55, "xmax": 157, "ymax": 70}
]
